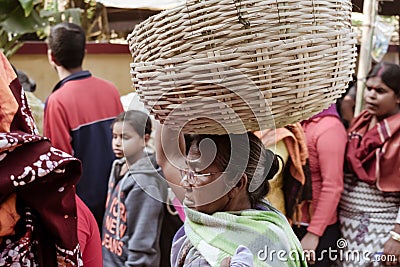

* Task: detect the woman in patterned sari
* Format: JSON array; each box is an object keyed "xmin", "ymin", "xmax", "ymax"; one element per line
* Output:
[
  {"xmin": 339, "ymin": 62, "xmax": 400, "ymax": 266},
  {"xmin": 0, "ymin": 52, "xmax": 83, "ymax": 266}
]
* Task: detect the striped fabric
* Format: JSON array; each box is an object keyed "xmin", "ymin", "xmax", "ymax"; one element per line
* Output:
[
  {"xmin": 345, "ymin": 110, "xmax": 400, "ymax": 192},
  {"xmin": 183, "ymin": 200, "xmax": 307, "ymax": 267},
  {"xmin": 338, "ymin": 176, "xmax": 400, "ymax": 267}
]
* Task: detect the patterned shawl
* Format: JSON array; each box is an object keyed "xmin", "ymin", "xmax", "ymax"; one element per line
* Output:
[
  {"xmin": 0, "ymin": 52, "xmax": 83, "ymax": 266},
  {"xmin": 346, "ymin": 110, "xmax": 400, "ymax": 192},
  {"xmin": 181, "ymin": 200, "xmax": 307, "ymax": 267},
  {"xmin": 255, "ymin": 123, "xmax": 308, "ymax": 185},
  {"xmin": 254, "ymin": 124, "xmax": 311, "ymax": 223}
]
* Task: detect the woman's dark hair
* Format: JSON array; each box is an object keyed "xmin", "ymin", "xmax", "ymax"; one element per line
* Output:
[
  {"xmin": 189, "ymin": 132, "xmax": 279, "ymax": 208},
  {"xmin": 48, "ymin": 22, "xmax": 85, "ymax": 69},
  {"xmin": 367, "ymin": 62, "xmax": 400, "ymax": 96},
  {"xmin": 113, "ymin": 110, "xmax": 152, "ymax": 137}
]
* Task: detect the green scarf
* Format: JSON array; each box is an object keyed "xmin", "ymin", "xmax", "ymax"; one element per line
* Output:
[{"xmin": 184, "ymin": 200, "xmax": 307, "ymax": 267}]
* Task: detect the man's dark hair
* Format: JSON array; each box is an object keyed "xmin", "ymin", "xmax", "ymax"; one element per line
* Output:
[{"xmin": 48, "ymin": 22, "xmax": 86, "ymax": 69}]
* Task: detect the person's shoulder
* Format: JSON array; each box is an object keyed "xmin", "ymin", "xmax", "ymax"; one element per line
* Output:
[
  {"xmin": 315, "ymin": 116, "xmax": 347, "ymax": 141},
  {"xmin": 126, "ymin": 161, "xmax": 161, "ymax": 186},
  {"xmin": 90, "ymin": 76, "xmax": 117, "ymax": 89},
  {"xmin": 315, "ymin": 116, "xmax": 345, "ymax": 129},
  {"xmin": 129, "ymin": 169, "xmax": 165, "ymax": 189},
  {"xmin": 127, "ymin": 158, "xmax": 167, "ymax": 198},
  {"xmin": 48, "ymin": 86, "xmax": 66, "ymax": 100},
  {"xmin": 124, "ymin": 171, "xmax": 166, "ymax": 204},
  {"xmin": 319, "ymin": 115, "xmax": 345, "ymax": 126},
  {"xmin": 49, "ymin": 80, "xmax": 84, "ymax": 99},
  {"xmin": 76, "ymin": 195, "xmax": 94, "ymax": 223}
]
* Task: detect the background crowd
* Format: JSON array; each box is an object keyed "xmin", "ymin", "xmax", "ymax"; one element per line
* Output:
[{"xmin": 1, "ymin": 21, "xmax": 400, "ymax": 267}]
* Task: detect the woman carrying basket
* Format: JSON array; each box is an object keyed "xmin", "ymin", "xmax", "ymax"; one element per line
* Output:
[{"xmin": 157, "ymin": 126, "xmax": 307, "ymax": 266}]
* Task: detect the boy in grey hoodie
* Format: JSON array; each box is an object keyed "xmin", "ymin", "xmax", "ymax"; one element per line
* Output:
[{"xmin": 102, "ymin": 110, "xmax": 170, "ymax": 266}]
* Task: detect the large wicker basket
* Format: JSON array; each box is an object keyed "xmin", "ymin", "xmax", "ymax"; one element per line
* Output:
[{"xmin": 128, "ymin": 0, "xmax": 357, "ymax": 134}]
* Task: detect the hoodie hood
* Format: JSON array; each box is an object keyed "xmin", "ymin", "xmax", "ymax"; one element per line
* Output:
[
  {"xmin": 110, "ymin": 152, "xmax": 166, "ymax": 205},
  {"xmin": 128, "ymin": 152, "xmax": 162, "ymax": 175}
]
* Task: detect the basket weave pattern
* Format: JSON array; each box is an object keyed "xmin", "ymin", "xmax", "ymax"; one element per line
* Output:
[{"xmin": 128, "ymin": 0, "xmax": 357, "ymax": 134}]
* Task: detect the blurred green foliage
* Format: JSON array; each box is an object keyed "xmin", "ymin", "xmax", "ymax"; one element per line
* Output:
[{"xmin": 0, "ymin": 0, "xmax": 103, "ymax": 58}]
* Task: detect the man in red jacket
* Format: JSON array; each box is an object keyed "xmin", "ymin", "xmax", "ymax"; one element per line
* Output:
[{"xmin": 44, "ymin": 22, "xmax": 124, "ymax": 228}]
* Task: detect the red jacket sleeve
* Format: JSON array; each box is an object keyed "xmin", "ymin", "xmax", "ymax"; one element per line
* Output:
[
  {"xmin": 43, "ymin": 96, "xmax": 73, "ymax": 155},
  {"xmin": 76, "ymin": 196, "xmax": 103, "ymax": 267}
]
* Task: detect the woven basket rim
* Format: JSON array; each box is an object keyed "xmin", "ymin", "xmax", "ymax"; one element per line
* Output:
[{"xmin": 127, "ymin": 0, "xmax": 357, "ymax": 134}]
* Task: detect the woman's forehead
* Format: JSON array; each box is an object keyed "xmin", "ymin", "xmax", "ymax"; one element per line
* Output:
[
  {"xmin": 187, "ymin": 145, "xmax": 216, "ymax": 171},
  {"xmin": 367, "ymin": 76, "xmax": 384, "ymax": 86},
  {"xmin": 367, "ymin": 76, "xmax": 393, "ymax": 91},
  {"xmin": 186, "ymin": 153, "xmax": 208, "ymax": 171},
  {"xmin": 367, "ymin": 76, "xmax": 379, "ymax": 82}
]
